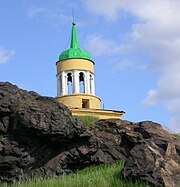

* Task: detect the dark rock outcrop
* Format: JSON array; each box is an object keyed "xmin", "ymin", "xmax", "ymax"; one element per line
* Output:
[
  {"xmin": 0, "ymin": 82, "xmax": 180, "ymax": 187},
  {"xmin": 121, "ymin": 121, "xmax": 180, "ymax": 187},
  {"xmin": 0, "ymin": 82, "xmax": 126, "ymax": 183}
]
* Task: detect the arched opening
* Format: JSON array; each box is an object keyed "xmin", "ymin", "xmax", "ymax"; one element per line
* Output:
[
  {"xmin": 67, "ymin": 73, "xmax": 72, "ymax": 94},
  {"xmin": 79, "ymin": 72, "xmax": 85, "ymax": 93}
]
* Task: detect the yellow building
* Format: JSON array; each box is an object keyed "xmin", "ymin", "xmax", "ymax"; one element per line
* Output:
[{"xmin": 56, "ymin": 22, "xmax": 125, "ymax": 119}]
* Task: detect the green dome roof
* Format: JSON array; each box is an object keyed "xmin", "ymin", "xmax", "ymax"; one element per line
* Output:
[
  {"xmin": 59, "ymin": 22, "xmax": 91, "ymax": 61},
  {"xmin": 59, "ymin": 47, "xmax": 90, "ymax": 60}
]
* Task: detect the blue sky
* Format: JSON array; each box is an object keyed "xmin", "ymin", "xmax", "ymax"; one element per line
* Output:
[{"xmin": 1, "ymin": 0, "xmax": 180, "ymax": 132}]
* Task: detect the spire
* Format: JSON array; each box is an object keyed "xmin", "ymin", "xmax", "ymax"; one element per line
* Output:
[
  {"xmin": 59, "ymin": 21, "xmax": 91, "ymax": 61},
  {"xmin": 70, "ymin": 22, "xmax": 79, "ymax": 49}
]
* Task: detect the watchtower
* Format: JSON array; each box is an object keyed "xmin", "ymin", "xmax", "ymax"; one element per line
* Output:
[{"xmin": 56, "ymin": 22, "xmax": 125, "ymax": 119}]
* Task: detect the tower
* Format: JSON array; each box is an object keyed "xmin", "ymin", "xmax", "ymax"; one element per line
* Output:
[
  {"xmin": 56, "ymin": 22, "xmax": 101, "ymax": 110},
  {"xmin": 56, "ymin": 22, "xmax": 125, "ymax": 119}
]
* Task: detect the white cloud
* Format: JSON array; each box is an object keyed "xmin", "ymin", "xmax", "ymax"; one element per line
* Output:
[
  {"xmin": 168, "ymin": 116, "xmax": 180, "ymax": 133},
  {"xmin": 166, "ymin": 99, "xmax": 180, "ymax": 114},
  {"xmin": 0, "ymin": 47, "xmax": 15, "ymax": 64},
  {"xmin": 84, "ymin": 0, "xmax": 123, "ymax": 21},
  {"xmin": 112, "ymin": 60, "xmax": 133, "ymax": 72},
  {"xmin": 28, "ymin": 7, "xmax": 48, "ymax": 18},
  {"xmin": 84, "ymin": 0, "xmax": 180, "ymax": 132},
  {"xmin": 166, "ymin": 99, "xmax": 180, "ymax": 132},
  {"xmin": 84, "ymin": 0, "xmax": 180, "ymax": 24},
  {"xmin": 141, "ymin": 90, "xmax": 158, "ymax": 106},
  {"xmin": 85, "ymin": 34, "xmax": 129, "ymax": 56},
  {"xmin": 28, "ymin": 6, "xmax": 71, "ymax": 24}
]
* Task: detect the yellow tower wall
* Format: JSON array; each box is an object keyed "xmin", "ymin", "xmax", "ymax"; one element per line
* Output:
[
  {"xmin": 56, "ymin": 94, "xmax": 101, "ymax": 109},
  {"xmin": 56, "ymin": 58, "xmax": 94, "ymax": 74}
]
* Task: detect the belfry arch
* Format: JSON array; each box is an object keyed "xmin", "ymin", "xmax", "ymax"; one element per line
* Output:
[
  {"xmin": 79, "ymin": 72, "xmax": 85, "ymax": 93},
  {"xmin": 67, "ymin": 72, "xmax": 72, "ymax": 94}
]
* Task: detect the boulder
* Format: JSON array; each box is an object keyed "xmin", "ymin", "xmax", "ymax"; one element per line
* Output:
[
  {"xmin": 0, "ymin": 82, "xmax": 88, "ymax": 182},
  {"xmin": 0, "ymin": 82, "xmax": 126, "ymax": 183},
  {"xmin": 122, "ymin": 121, "xmax": 180, "ymax": 187}
]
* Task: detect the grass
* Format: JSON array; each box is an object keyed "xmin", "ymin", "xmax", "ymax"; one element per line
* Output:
[
  {"xmin": 0, "ymin": 134, "xmax": 4, "ymax": 140},
  {"xmin": 0, "ymin": 134, "xmax": 6, "ymax": 140},
  {"xmin": 0, "ymin": 161, "xmax": 148, "ymax": 187},
  {"xmin": 172, "ymin": 133, "xmax": 180, "ymax": 139},
  {"xmin": 76, "ymin": 115, "xmax": 99, "ymax": 127}
]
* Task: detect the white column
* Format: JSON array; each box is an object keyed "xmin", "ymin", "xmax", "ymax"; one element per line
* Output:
[
  {"xmin": 86, "ymin": 71, "xmax": 91, "ymax": 94},
  {"xmin": 91, "ymin": 74, "xmax": 95, "ymax": 95},
  {"xmin": 59, "ymin": 75, "xmax": 62, "ymax": 95},
  {"xmin": 56, "ymin": 74, "xmax": 60, "ymax": 96},
  {"xmin": 84, "ymin": 72, "xmax": 88, "ymax": 94},
  {"xmin": 61, "ymin": 71, "xmax": 66, "ymax": 95},
  {"xmin": 73, "ymin": 70, "xmax": 79, "ymax": 94},
  {"xmin": 65, "ymin": 73, "xmax": 68, "ymax": 94}
]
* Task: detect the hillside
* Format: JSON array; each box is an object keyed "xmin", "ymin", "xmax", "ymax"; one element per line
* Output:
[
  {"xmin": 0, "ymin": 162, "xmax": 149, "ymax": 187},
  {"xmin": 0, "ymin": 82, "xmax": 180, "ymax": 187}
]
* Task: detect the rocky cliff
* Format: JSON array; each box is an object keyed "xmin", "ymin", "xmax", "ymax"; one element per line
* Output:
[{"xmin": 0, "ymin": 82, "xmax": 179, "ymax": 187}]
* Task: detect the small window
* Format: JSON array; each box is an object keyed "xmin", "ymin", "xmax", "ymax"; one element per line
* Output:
[{"xmin": 82, "ymin": 99, "xmax": 89, "ymax": 108}]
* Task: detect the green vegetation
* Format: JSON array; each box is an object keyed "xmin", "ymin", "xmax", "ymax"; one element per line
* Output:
[
  {"xmin": 76, "ymin": 115, "xmax": 99, "ymax": 126},
  {"xmin": 18, "ymin": 99, "xmax": 27, "ymax": 108},
  {"xmin": 0, "ymin": 134, "xmax": 4, "ymax": 140},
  {"xmin": 172, "ymin": 133, "xmax": 180, "ymax": 139},
  {"xmin": 0, "ymin": 161, "xmax": 148, "ymax": 187}
]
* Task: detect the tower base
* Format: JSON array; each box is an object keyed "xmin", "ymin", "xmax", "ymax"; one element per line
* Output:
[
  {"xmin": 55, "ymin": 94, "xmax": 125, "ymax": 119},
  {"xmin": 56, "ymin": 94, "xmax": 101, "ymax": 109},
  {"xmin": 70, "ymin": 108, "xmax": 125, "ymax": 119}
]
